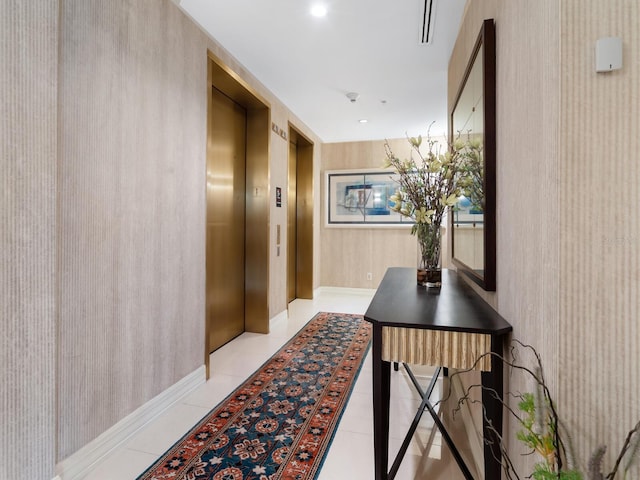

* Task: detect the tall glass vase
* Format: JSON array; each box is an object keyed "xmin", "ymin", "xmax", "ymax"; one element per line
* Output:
[{"xmin": 416, "ymin": 222, "xmax": 442, "ymax": 288}]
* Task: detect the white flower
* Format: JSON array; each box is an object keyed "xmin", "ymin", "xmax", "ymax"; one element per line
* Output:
[
  {"xmin": 441, "ymin": 193, "xmax": 458, "ymax": 207},
  {"xmin": 415, "ymin": 207, "xmax": 428, "ymax": 224},
  {"xmin": 383, "ymin": 127, "xmax": 481, "ymax": 232}
]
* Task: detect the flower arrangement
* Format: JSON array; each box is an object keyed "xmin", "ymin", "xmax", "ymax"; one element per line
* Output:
[
  {"xmin": 457, "ymin": 140, "xmax": 484, "ymax": 213},
  {"xmin": 382, "ymin": 127, "xmax": 480, "ymax": 285}
]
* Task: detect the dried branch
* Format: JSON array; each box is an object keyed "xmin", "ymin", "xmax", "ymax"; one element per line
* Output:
[
  {"xmin": 605, "ymin": 421, "xmax": 640, "ymax": 479},
  {"xmin": 435, "ymin": 340, "xmax": 640, "ymax": 479}
]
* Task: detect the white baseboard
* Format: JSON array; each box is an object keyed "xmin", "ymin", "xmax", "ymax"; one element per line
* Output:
[
  {"xmin": 51, "ymin": 476, "xmax": 62, "ymax": 480},
  {"xmin": 270, "ymin": 309, "xmax": 288, "ymax": 329},
  {"xmin": 56, "ymin": 366, "xmax": 206, "ymax": 480},
  {"xmin": 315, "ymin": 286, "xmax": 377, "ymax": 296}
]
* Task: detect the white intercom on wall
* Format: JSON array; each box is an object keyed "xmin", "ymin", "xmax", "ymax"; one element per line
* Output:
[{"xmin": 596, "ymin": 36, "xmax": 623, "ymax": 72}]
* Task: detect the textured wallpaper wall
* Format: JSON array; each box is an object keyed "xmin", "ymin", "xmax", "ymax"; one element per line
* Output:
[
  {"xmin": 57, "ymin": 0, "xmax": 208, "ymax": 459},
  {"xmin": 55, "ymin": 0, "xmax": 320, "ymax": 464},
  {"xmin": 7, "ymin": 0, "xmax": 636, "ymax": 477},
  {"xmin": 450, "ymin": 0, "xmax": 639, "ymax": 476},
  {"xmin": 0, "ymin": 2, "xmax": 58, "ymax": 480},
  {"xmin": 559, "ymin": 0, "xmax": 640, "ymax": 473}
]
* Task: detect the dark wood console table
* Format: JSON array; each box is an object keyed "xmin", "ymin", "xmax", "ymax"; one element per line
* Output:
[{"xmin": 364, "ymin": 267, "xmax": 512, "ymax": 480}]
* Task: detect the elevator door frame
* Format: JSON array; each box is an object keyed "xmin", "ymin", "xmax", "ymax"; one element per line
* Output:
[{"xmin": 205, "ymin": 52, "xmax": 270, "ymax": 378}]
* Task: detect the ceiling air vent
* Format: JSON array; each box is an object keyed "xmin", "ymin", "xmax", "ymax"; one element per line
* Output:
[{"xmin": 420, "ymin": 0, "xmax": 436, "ymax": 44}]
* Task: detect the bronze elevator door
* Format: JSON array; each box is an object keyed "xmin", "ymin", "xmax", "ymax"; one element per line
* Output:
[
  {"xmin": 207, "ymin": 87, "xmax": 246, "ymax": 353},
  {"xmin": 287, "ymin": 140, "xmax": 297, "ymax": 303},
  {"xmin": 287, "ymin": 131, "xmax": 313, "ymax": 302}
]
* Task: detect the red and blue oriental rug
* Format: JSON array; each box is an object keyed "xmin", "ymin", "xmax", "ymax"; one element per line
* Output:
[{"xmin": 137, "ymin": 312, "xmax": 372, "ymax": 480}]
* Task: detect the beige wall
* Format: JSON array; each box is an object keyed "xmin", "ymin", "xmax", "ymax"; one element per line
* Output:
[
  {"xmin": 558, "ymin": 0, "xmax": 640, "ymax": 472},
  {"xmin": 4, "ymin": 0, "xmax": 638, "ymax": 477},
  {"xmin": 3, "ymin": 0, "xmax": 321, "ymax": 474},
  {"xmin": 56, "ymin": 0, "xmax": 320, "ymax": 461},
  {"xmin": 1, "ymin": 2, "xmax": 58, "ymax": 479},
  {"xmin": 57, "ymin": 0, "xmax": 208, "ymax": 459},
  {"xmin": 450, "ymin": 0, "xmax": 639, "ymax": 476},
  {"xmin": 320, "ymin": 138, "xmax": 453, "ymax": 288}
]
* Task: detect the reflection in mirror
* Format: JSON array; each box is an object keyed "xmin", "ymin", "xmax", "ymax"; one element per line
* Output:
[{"xmin": 451, "ymin": 18, "xmax": 496, "ymax": 291}]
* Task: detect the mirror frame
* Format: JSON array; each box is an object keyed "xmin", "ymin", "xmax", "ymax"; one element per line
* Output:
[{"xmin": 450, "ymin": 18, "xmax": 496, "ymax": 291}]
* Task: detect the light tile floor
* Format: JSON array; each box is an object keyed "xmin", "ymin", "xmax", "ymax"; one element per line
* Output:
[{"xmin": 84, "ymin": 289, "xmax": 478, "ymax": 479}]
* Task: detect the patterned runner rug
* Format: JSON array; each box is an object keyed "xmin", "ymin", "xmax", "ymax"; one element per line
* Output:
[{"xmin": 137, "ymin": 312, "xmax": 372, "ymax": 480}]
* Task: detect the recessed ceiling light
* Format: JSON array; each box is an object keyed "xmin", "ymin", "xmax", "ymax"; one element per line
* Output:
[
  {"xmin": 311, "ymin": 4, "xmax": 327, "ymax": 17},
  {"xmin": 359, "ymin": 119, "xmax": 368, "ymax": 124}
]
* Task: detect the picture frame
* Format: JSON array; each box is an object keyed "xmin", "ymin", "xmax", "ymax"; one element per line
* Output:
[{"xmin": 325, "ymin": 169, "xmax": 413, "ymax": 227}]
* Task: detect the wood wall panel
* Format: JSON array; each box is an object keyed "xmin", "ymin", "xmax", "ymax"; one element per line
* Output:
[
  {"xmin": 0, "ymin": 2, "xmax": 58, "ymax": 479},
  {"xmin": 320, "ymin": 138, "xmax": 452, "ymax": 288}
]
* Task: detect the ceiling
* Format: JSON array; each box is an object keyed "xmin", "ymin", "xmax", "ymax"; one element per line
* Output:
[{"xmin": 177, "ymin": 0, "xmax": 467, "ymax": 143}]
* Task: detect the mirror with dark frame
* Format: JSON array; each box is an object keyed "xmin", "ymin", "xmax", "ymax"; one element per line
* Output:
[{"xmin": 451, "ymin": 18, "xmax": 496, "ymax": 291}]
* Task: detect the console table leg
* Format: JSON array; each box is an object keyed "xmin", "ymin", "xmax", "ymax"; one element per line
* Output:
[
  {"xmin": 372, "ymin": 324, "xmax": 390, "ymax": 480},
  {"xmin": 482, "ymin": 335, "xmax": 504, "ymax": 479}
]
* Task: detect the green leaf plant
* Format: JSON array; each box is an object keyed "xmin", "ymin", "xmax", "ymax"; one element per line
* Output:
[{"xmin": 437, "ymin": 340, "xmax": 640, "ymax": 480}]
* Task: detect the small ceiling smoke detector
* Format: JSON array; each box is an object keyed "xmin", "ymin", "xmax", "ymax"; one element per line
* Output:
[{"xmin": 346, "ymin": 92, "xmax": 360, "ymax": 103}]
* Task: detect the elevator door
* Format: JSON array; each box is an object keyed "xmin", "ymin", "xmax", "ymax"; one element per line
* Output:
[
  {"xmin": 287, "ymin": 140, "xmax": 297, "ymax": 303},
  {"xmin": 207, "ymin": 87, "xmax": 246, "ymax": 353},
  {"xmin": 287, "ymin": 132, "xmax": 313, "ymax": 302}
]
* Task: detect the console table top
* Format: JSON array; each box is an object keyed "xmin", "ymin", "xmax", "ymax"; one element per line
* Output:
[{"xmin": 364, "ymin": 267, "xmax": 512, "ymax": 335}]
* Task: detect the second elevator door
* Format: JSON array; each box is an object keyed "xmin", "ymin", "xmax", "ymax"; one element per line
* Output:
[
  {"xmin": 287, "ymin": 140, "xmax": 297, "ymax": 303},
  {"xmin": 207, "ymin": 87, "xmax": 246, "ymax": 353}
]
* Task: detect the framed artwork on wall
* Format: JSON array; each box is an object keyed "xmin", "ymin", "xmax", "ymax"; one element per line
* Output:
[{"xmin": 325, "ymin": 169, "xmax": 413, "ymax": 227}]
